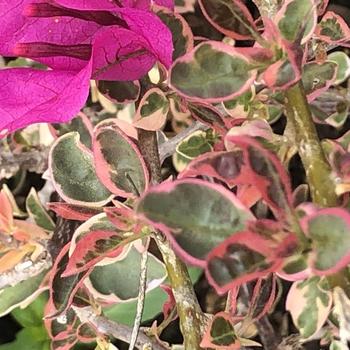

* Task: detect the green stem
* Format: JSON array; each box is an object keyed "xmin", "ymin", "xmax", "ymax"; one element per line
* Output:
[
  {"xmin": 284, "ymin": 81, "xmax": 338, "ymax": 207},
  {"xmin": 138, "ymin": 129, "xmax": 205, "ymax": 349}
]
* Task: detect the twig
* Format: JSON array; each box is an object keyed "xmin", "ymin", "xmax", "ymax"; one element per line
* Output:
[
  {"xmin": 128, "ymin": 239, "xmax": 149, "ymax": 350},
  {"xmin": 0, "ymin": 255, "xmax": 52, "ymax": 290},
  {"xmin": 285, "ymin": 81, "xmax": 338, "ymax": 207},
  {"xmin": 158, "ymin": 122, "xmax": 208, "ymax": 164},
  {"xmin": 0, "ymin": 146, "xmax": 49, "ymax": 180},
  {"xmin": 73, "ymin": 306, "xmax": 167, "ymax": 350},
  {"xmin": 138, "ymin": 129, "xmax": 205, "ymax": 349}
]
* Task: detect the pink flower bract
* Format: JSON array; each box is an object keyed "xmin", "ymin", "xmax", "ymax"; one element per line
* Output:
[{"xmin": 0, "ymin": 0, "xmax": 173, "ymax": 134}]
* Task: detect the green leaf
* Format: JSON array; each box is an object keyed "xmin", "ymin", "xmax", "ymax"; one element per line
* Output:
[
  {"xmin": 304, "ymin": 208, "xmax": 350, "ymax": 274},
  {"xmin": 49, "ymin": 132, "xmax": 112, "ymax": 206},
  {"xmin": 11, "ymin": 292, "xmax": 48, "ymax": 328},
  {"xmin": 104, "ymin": 266, "xmax": 201, "ymax": 326},
  {"xmin": 0, "ymin": 269, "xmax": 48, "ymax": 317},
  {"xmin": 26, "ymin": 188, "xmax": 55, "ymax": 232},
  {"xmin": 170, "ymin": 41, "xmax": 257, "ymax": 102},
  {"xmin": 87, "ymin": 245, "xmax": 167, "ymax": 302},
  {"xmin": 286, "ymin": 277, "xmax": 332, "ymax": 338},
  {"xmin": 0, "ymin": 328, "xmax": 50, "ymax": 350}
]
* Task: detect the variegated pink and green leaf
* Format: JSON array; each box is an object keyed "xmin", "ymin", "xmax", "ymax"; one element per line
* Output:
[
  {"xmin": 47, "ymin": 244, "xmax": 92, "ymax": 318},
  {"xmin": 96, "ymin": 80, "xmax": 141, "ymax": 104},
  {"xmin": 275, "ymin": 0, "xmax": 317, "ymax": 44},
  {"xmin": 49, "ymin": 132, "xmax": 113, "ymax": 207},
  {"xmin": 286, "ymin": 276, "xmax": 332, "ymax": 338},
  {"xmin": 302, "ymin": 61, "xmax": 338, "ymax": 101},
  {"xmin": 316, "ymin": 11, "xmax": 350, "ymax": 47},
  {"xmin": 133, "ymin": 88, "xmax": 169, "ymax": 131},
  {"xmin": 223, "ymin": 136, "xmax": 295, "ymax": 218},
  {"xmin": 170, "ymin": 41, "xmax": 258, "ymax": 102},
  {"xmin": 157, "ymin": 8, "xmax": 194, "ymax": 60},
  {"xmin": 200, "ymin": 311, "xmax": 241, "ymax": 350},
  {"xmin": 205, "ymin": 231, "xmax": 287, "ymax": 294},
  {"xmin": 93, "ymin": 121, "xmax": 149, "ymax": 197},
  {"xmin": 47, "ymin": 202, "xmax": 103, "ymax": 221},
  {"xmin": 136, "ymin": 178, "xmax": 253, "ymax": 266},
  {"xmin": 302, "ymin": 208, "xmax": 350, "ymax": 275},
  {"xmin": 198, "ymin": 0, "xmax": 258, "ymax": 41}
]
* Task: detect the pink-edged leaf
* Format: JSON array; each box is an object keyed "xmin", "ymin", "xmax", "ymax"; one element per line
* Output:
[
  {"xmin": 136, "ymin": 178, "xmax": 253, "ymax": 266},
  {"xmin": 76, "ymin": 323, "xmax": 98, "ymax": 343},
  {"xmin": 187, "ymin": 102, "xmax": 228, "ymax": 135},
  {"xmin": 205, "ymin": 231, "xmax": 284, "ymax": 294},
  {"xmin": 0, "ymin": 65, "xmax": 91, "ymax": 135},
  {"xmin": 224, "ymin": 136, "xmax": 294, "ymax": 218},
  {"xmin": 249, "ymin": 274, "xmax": 278, "ymax": 321},
  {"xmin": 263, "ymin": 58, "xmax": 301, "ymax": 90},
  {"xmin": 45, "ymin": 300, "xmax": 78, "ymax": 350},
  {"xmin": 175, "ymin": 0, "xmax": 196, "ymax": 13},
  {"xmin": 50, "ymin": 112, "xmax": 94, "ymax": 149},
  {"xmin": 302, "ymin": 208, "xmax": 350, "ymax": 274},
  {"xmin": 154, "ymin": 0, "xmax": 174, "ymax": 10},
  {"xmin": 173, "ymin": 130, "xmax": 214, "ymax": 172},
  {"xmin": 275, "ymin": 0, "xmax": 317, "ymax": 44},
  {"xmin": 104, "ymin": 202, "xmax": 137, "ymax": 231},
  {"xmin": 0, "ymin": 189, "xmax": 14, "ymax": 231},
  {"xmin": 179, "ymin": 150, "xmax": 245, "ymax": 187},
  {"xmin": 169, "ymin": 41, "xmax": 257, "ymax": 103},
  {"xmin": 302, "ymin": 61, "xmax": 338, "ymax": 101},
  {"xmin": 133, "ymin": 88, "xmax": 169, "ymax": 131},
  {"xmin": 316, "ymin": 11, "xmax": 350, "ymax": 47},
  {"xmin": 48, "ymin": 202, "xmax": 103, "ymax": 221},
  {"xmin": 93, "ymin": 122, "xmax": 149, "ymax": 197},
  {"xmin": 62, "ymin": 230, "xmax": 126, "ymax": 277},
  {"xmin": 198, "ymin": 0, "xmax": 258, "ymax": 41},
  {"xmin": 49, "ymin": 132, "xmax": 113, "ymax": 206},
  {"xmin": 47, "ymin": 244, "xmax": 92, "ymax": 318},
  {"xmin": 200, "ymin": 311, "xmax": 240, "ymax": 349},
  {"xmin": 96, "ymin": 80, "xmax": 140, "ymax": 104},
  {"xmin": 157, "ymin": 8, "xmax": 194, "ymax": 60},
  {"xmin": 317, "ymin": 0, "xmax": 329, "ymax": 15},
  {"xmin": 278, "ymin": 254, "xmax": 311, "ymax": 282},
  {"xmin": 286, "ymin": 276, "xmax": 332, "ymax": 338}
]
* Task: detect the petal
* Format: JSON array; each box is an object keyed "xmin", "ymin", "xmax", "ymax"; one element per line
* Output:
[
  {"xmin": 0, "ymin": 1, "xmax": 100, "ymax": 70},
  {"xmin": 52, "ymin": 0, "xmax": 150, "ymax": 10},
  {"xmin": 0, "ymin": 62, "xmax": 91, "ymax": 134},
  {"xmin": 92, "ymin": 26, "xmax": 156, "ymax": 80},
  {"xmin": 153, "ymin": 0, "xmax": 174, "ymax": 10},
  {"xmin": 116, "ymin": 8, "xmax": 173, "ymax": 68}
]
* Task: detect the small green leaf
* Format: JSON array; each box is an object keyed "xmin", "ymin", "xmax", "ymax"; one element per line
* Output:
[
  {"xmin": 0, "ymin": 270, "xmax": 48, "ymax": 317},
  {"xmin": 26, "ymin": 188, "xmax": 55, "ymax": 232}
]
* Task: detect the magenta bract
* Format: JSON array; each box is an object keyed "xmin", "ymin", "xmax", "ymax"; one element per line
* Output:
[{"xmin": 0, "ymin": 0, "xmax": 173, "ymax": 134}]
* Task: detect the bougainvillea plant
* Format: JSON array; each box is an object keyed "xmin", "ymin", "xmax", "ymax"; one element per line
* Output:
[{"xmin": 1, "ymin": 0, "xmax": 350, "ymax": 349}]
